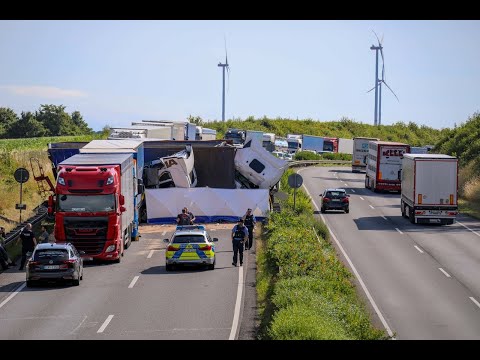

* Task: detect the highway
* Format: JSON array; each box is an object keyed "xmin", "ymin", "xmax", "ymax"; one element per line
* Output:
[
  {"xmin": 0, "ymin": 224, "xmax": 250, "ymax": 340},
  {"xmin": 300, "ymin": 166, "xmax": 480, "ymax": 339}
]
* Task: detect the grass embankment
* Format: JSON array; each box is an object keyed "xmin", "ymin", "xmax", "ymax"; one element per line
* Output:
[
  {"xmin": 257, "ymin": 169, "xmax": 387, "ymax": 340},
  {"xmin": 0, "ymin": 135, "xmax": 104, "ymax": 233}
]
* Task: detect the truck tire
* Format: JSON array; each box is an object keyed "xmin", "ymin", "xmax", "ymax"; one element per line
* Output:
[
  {"xmin": 408, "ymin": 206, "xmax": 415, "ymax": 224},
  {"xmin": 401, "ymin": 201, "xmax": 407, "ymax": 218},
  {"xmin": 365, "ymin": 177, "xmax": 369, "ymax": 189}
]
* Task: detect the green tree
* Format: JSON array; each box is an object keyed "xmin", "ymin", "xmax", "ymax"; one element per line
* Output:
[
  {"xmin": 71, "ymin": 111, "xmax": 93, "ymax": 134},
  {"xmin": 0, "ymin": 107, "xmax": 18, "ymax": 138},
  {"xmin": 6, "ymin": 111, "xmax": 47, "ymax": 138},
  {"xmin": 187, "ymin": 115, "xmax": 204, "ymax": 127},
  {"xmin": 36, "ymin": 104, "xmax": 77, "ymax": 136}
]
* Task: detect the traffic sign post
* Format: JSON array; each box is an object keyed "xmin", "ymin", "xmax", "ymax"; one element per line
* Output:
[
  {"xmin": 14, "ymin": 168, "xmax": 29, "ymax": 224},
  {"xmin": 288, "ymin": 173, "xmax": 303, "ymax": 211}
]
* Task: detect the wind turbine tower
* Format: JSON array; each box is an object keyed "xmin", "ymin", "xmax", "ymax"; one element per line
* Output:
[
  {"xmin": 218, "ymin": 40, "xmax": 230, "ymax": 122},
  {"xmin": 369, "ymin": 32, "xmax": 399, "ymax": 126}
]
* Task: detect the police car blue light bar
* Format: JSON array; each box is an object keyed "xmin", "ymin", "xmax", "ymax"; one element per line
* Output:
[{"xmin": 175, "ymin": 225, "xmax": 206, "ymax": 231}]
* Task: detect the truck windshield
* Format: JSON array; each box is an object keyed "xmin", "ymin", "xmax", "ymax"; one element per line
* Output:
[
  {"xmin": 57, "ymin": 194, "xmax": 115, "ymax": 212},
  {"xmin": 287, "ymin": 141, "xmax": 299, "ymax": 150},
  {"xmin": 226, "ymin": 133, "xmax": 243, "ymax": 144}
]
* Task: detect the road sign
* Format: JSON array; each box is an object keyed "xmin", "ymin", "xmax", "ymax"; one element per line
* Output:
[
  {"xmin": 14, "ymin": 168, "xmax": 29, "ymax": 183},
  {"xmin": 288, "ymin": 173, "xmax": 303, "ymax": 188}
]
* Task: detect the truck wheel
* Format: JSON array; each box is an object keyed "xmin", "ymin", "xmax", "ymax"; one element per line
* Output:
[
  {"xmin": 408, "ymin": 207, "xmax": 415, "ymax": 224},
  {"xmin": 365, "ymin": 177, "xmax": 369, "ymax": 189},
  {"xmin": 401, "ymin": 201, "xmax": 406, "ymax": 218}
]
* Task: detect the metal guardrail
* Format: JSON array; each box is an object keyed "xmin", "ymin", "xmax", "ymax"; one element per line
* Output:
[
  {"xmin": 287, "ymin": 159, "xmax": 351, "ymax": 167},
  {"xmin": 3, "ymin": 205, "xmax": 48, "ymax": 246}
]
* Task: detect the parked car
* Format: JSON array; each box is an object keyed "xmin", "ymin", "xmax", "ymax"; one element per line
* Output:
[
  {"xmin": 26, "ymin": 243, "xmax": 84, "ymax": 287},
  {"xmin": 164, "ymin": 225, "xmax": 218, "ymax": 271},
  {"xmin": 320, "ymin": 188, "xmax": 350, "ymax": 213}
]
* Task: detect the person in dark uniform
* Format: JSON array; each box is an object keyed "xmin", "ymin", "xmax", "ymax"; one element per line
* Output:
[
  {"xmin": 231, "ymin": 219, "xmax": 248, "ymax": 267},
  {"xmin": 176, "ymin": 208, "xmax": 191, "ymax": 226},
  {"xmin": 242, "ymin": 208, "xmax": 257, "ymax": 250},
  {"xmin": 18, "ymin": 223, "xmax": 37, "ymax": 270},
  {"xmin": 183, "ymin": 207, "xmax": 195, "ymax": 224}
]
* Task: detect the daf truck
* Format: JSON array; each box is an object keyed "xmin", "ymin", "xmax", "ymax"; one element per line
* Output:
[
  {"xmin": 401, "ymin": 154, "xmax": 458, "ymax": 225},
  {"xmin": 51, "ymin": 153, "xmax": 135, "ymax": 262}
]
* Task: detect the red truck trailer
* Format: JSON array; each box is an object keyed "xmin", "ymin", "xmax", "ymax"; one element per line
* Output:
[{"xmin": 365, "ymin": 141, "xmax": 410, "ymax": 192}]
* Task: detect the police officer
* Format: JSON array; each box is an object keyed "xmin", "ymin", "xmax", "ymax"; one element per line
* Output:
[
  {"xmin": 242, "ymin": 208, "xmax": 256, "ymax": 250},
  {"xmin": 18, "ymin": 223, "xmax": 37, "ymax": 270},
  {"xmin": 176, "ymin": 208, "xmax": 191, "ymax": 226},
  {"xmin": 183, "ymin": 207, "xmax": 195, "ymax": 224},
  {"xmin": 231, "ymin": 219, "xmax": 248, "ymax": 267}
]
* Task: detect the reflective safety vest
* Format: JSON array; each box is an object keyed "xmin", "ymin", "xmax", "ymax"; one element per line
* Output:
[
  {"xmin": 233, "ymin": 226, "xmax": 246, "ymax": 241},
  {"xmin": 244, "ymin": 214, "xmax": 254, "ymax": 228}
]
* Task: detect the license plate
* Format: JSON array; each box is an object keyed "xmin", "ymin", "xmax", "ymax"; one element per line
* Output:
[
  {"xmin": 431, "ymin": 211, "xmax": 440, "ymax": 215},
  {"xmin": 332, "ymin": 199, "xmax": 340, "ymax": 202},
  {"xmin": 183, "ymin": 249, "xmax": 196, "ymax": 252},
  {"xmin": 43, "ymin": 265, "xmax": 59, "ymax": 270},
  {"xmin": 429, "ymin": 219, "xmax": 441, "ymax": 223},
  {"xmin": 83, "ymin": 257, "xmax": 93, "ymax": 261}
]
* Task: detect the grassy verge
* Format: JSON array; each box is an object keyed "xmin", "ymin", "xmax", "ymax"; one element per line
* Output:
[
  {"xmin": 459, "ymin": 198, "xmax": 480, "ymax": 220},
  {"xmin": 257, "ymin": 168, "xmax": 387, "ymax": 340}
]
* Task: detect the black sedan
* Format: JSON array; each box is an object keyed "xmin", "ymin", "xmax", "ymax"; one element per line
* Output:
[{"xmin": 26, "ymin": 243, "xmax": 84, "ymax": 287}]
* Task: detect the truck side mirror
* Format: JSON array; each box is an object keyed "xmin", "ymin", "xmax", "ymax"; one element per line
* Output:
[
  {"xmin": 120, "ymin": 206, "xmax": 126, "ymax": 213},
  {"xmin": 48, "ymin": 195, "xmax": 54, "ymax": 215},
  {"xmin": 137, "ymin": 179, "xmax": 145, "ymax": 195},
  {"xmin": 119, "ymin": 194, "xmax": 125, "ymax": 206}
]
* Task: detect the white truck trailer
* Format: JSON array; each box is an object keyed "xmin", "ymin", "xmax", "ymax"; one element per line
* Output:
[
  {"xmin": 352, "ymin": 137, "xmax": 379, "ymax": 172},
  {"xmin": 401, "ymin": 154, "xmax": 458, "ymax": 225}
]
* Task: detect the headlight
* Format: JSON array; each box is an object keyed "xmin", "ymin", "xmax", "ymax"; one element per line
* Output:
[
  {"xmin": 106, "ymin": 245, "xmax": 116, "ymax": 252},
  {"xmin": 106, "ymin": 176, "xmax": 114, "ymax": 185},
  {"xmin": 58, "ymin": 177, "xmax": 65, "ymax": 185}
]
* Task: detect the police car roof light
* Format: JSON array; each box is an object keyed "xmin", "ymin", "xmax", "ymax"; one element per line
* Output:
[{"xmin": 175, "ymin": 225, "xmax": 206, "ymax": 231}]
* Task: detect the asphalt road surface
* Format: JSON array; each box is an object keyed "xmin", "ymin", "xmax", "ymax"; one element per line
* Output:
[
  {"xmin": 300, "ymin": 166, "xmax": 480, "ymax": 339},
  {"xmin": 0, "ymin": 224, "xmax": 253, "ymax": 340}
]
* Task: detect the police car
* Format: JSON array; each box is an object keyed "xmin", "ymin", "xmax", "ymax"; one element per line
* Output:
[{"xmin": 164, "ymin": 225, "xmax": 218, "ymax": 271}]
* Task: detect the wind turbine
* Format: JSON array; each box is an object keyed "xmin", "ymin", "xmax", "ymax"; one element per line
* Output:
[
  {"xmin": 368, "ymin": 31, "xmax": 399, "ymax": 126},
  {"xmin": 218, "ymin": 38, "xmax": 230, "ymax": 122}
]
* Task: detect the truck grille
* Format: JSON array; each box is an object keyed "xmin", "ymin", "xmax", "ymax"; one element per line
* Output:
[{"xmin": 63, "ymin": 217, "xmax": 109, "ymax": 255}]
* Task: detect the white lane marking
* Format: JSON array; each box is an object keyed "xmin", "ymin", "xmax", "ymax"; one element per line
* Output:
[
  {"xmin": 128, "ymin": 276, "xmax": 139, "ymax": 289},
  {"xmin": 0, "ymin": 283, "xmax": 26, "ymax": 310},
  {"xmin": 369, "ymin": 205, "xmax": 375, "ymax": 209},
  {"xmin": 97, "ymin": 315, "xmax": 114, "ymax": 333},
  {"xmin": 229, "ymin": 264, "xmax": 244, "ymax": 340},
  {"xmin": 70, "ymin": 315, "xmax": 88, "ymax": 335},
  {"xmin": 414, "ymin": 245, "xmax": 424, "ymax": 254},
  {"xmin": 395, "ymin": 228, "xmax": 403, "ymax": 235},
  {"xmin": 457, "ymin": 221, "xmax": 480, "ymax": 237},
  {"xmin": 344, "ymin": 183, "xmax": 348, "ymax": 186},
  {"xmin": 351, "ymin": 189, "xmax": 356, "ymax": 193},
  {"xmin": 360, "ymin": 197, "xmax": 365, "ymax": 201},
  {"xmin": 298, "ymin": 169, "xmax": 394, "ymax": 338},
  {"xmin": 470, "ymin": 297, "xmax": 480, "ymax": 309},
  {"xmin": 161, "ymin": 231, "xmax": 166, "ymax": 236},
  {"xmin": 147, "ymin": 250, "xmax": 155, "ymax": 259},
  {"xmin": 381, "ymin": 216, "xmax": 387, "ymax": 220},
  {"xmin": 438, "ymin": 268, "xmax": 451, "ymax": 278},
  {"xmin": 334, "ymin": 173, "xmax": 337, "ymax": 177}
]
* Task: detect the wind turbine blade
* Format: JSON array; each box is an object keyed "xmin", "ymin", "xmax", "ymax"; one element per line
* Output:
[
  {"xmin": 227, "ymin": 66, "xmax": 230, "ymax": 92},
  {"xmin": 366, "ymin": 85, "xmax": 376, "ymax": 93},
  {"xmin": 224, "ymin": 36, "xmax": 228, "ymax": 65},
  {"xmin": 373, "ymin": 30, "xmax": 382, "ymax": 46},
  {"xmin": 382, "ymin": 81, "xmax": 399, "ymax": 101},
  {"xmin": 382, "ymin": 62, "xmax": 385, "ymax": 81}
]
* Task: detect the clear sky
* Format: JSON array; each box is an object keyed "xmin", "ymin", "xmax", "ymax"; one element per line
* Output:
[{"xmin": 1, "ymin": 20, "xmax": 479, "ymax": 131}]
